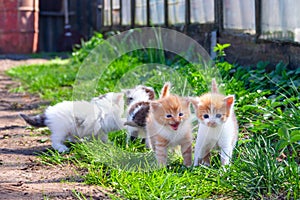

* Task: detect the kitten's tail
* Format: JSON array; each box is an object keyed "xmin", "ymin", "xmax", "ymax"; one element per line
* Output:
[
  {"xmin": 19, "ymin": 113, "xmax": 47, "ymax": 127},
  {"xmin": 211, "ymin": 78, "xmax": 219, "ymax": 93},
  {"xmin": 160, "ymin": 82, "xmax": 171, "ymax": 98}
]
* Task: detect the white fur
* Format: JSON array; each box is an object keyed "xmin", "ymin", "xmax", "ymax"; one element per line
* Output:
[
  {"xmin": 147, "ymin": 113, "xmax": 192, "ymax": 149},
  {"xmin": 126, "ymin": 103, "xmax": 149, "ymax": 139},
  {"xmin": 193, "ymin": 106, "xmax": 237, "ymax": 166},
  {"xmin": 124, "ymin": 85, "xmax": 154, "ymax": 105},
  {"xmin": 91, "ymin": 92, "xmax": 125, "ymax": 135},
  {"xmin": 128, "ymin": 104, "xmax": 143, "ymax": 121},
  {"xmin": 123, "ymin": 85, "xmax": 154, "ymax": 142},
  {"xmin": 45, "ymin": 92, "xmax": 125, "ymax": 152},
  {"xmin": 146, "ymin": 113, "xmax": 193, "ymax": 166}
]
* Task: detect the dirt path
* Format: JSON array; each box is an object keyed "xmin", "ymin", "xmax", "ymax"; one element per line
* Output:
[{"xmin": 0, "ymin": 58, "xmax": 111, "ymax": 200}]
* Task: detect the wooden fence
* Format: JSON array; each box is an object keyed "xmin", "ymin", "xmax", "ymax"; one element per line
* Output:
[{"xmin": 38, "ymin": 0, "xmax": 300, "ymax": 67}]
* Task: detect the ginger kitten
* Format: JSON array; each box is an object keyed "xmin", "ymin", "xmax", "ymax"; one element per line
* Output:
[
  {"xmin": 191, "ymin": 79, "xmax": 238, "ymax": 166},
  {"xmin": 146, "ymin": 82, "xmax": 192, "ymax": 166}
]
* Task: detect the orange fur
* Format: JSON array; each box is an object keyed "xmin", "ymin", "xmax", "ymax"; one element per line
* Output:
[
  {"xmin": 146, "ymin": 83, "xmax": 192, "ymax": 167},
  {"xmin": 211, "ymin": 78, "xmax": 219, "ymax": 93},
  {"xmin": 192, "ymin": 93, "xmax": 233, "ymax": 121},
  {"xmin": 160, "ymin": 82, "xmax": 171, "ymax": 98}
]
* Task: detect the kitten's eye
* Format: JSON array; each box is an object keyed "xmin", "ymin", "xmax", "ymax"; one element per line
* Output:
[
  {"xmin": 216, "ymin": 114, "xmax": 222, "ymax": 118},
  {"xmin": 127, "ymin": 97, "xmax": 133, "ymax": 103},
  {"xmin": 203, "ymin": 114, "xmax": 209, "ymax": 119},
  {"xmin": 166, "ymin": 114, "xmax": 172, "ymax": 118},
  {"xmin": 178, "ymin": 112, "xmax": 184, "ymax": 117}
]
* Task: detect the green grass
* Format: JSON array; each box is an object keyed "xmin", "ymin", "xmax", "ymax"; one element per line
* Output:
[
  {"xmin": 6, "ymin": 35, "xmax": 300, "ymax": 199},
  {"xmin": 6, "ymin": 59, "xmax": 76, "ymax": 104}
]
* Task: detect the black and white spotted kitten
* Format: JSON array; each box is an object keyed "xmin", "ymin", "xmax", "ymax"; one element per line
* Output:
[{"xmin": 123, "ymin": 85, "xmax": 155, "ymax": 144}]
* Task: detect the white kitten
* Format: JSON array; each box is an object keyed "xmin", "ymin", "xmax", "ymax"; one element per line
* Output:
[
  {"xmin": 20, "ymin": 92, "xmax": 125, "ymax": 152},
  {"xmin": 191, "ymin": 79, "xmax": 238, "ymax": 166}
]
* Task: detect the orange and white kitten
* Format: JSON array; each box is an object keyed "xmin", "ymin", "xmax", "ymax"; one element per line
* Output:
[
  {"xmin": 191, "ymin": 79, "xmax": 238, "ymax": 166},
  {"xmin": 146, "ymin": 82, "xmax": 192, "ymax": 166}
]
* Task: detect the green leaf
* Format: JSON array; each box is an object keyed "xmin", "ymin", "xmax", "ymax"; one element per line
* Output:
[
  {"xmin": 238, "ymin": 139, "xmax": 252, "ymax": 145},
  {"xmin": 276, "ymin": 107, "xmax": 283, "ymax": 115},
  {"xmin": 222, "ymin": 43, "xmax": 231, "ymax": 48},
  {"xmin": 277, "ymin": 127, "xmax": 289, "ymax": 139},
  {"xmin": 276, "ymin": 140, "xmax": 288, "ymax": 150},
  {"xmin": 290, "ymin": 130, "xmax": 300, "ymax": 143},
  {"xmin": 256, "ymin": 61, "xmax": 269, "ymax": 70},
  {"xmin": 39, "ymin": 138, "xmax": 49, "ymax": 143},
  {"xmin": 275, "ymin": 62, "xmax": 286, "ymax": 74}
]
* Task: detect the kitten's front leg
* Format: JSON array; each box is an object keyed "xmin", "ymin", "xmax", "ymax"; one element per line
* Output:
[
  {"xmin": 181, "ymin": 142, "xmax": 192, "ymax": 166},
  {"xmin": 193, "ymin": 133, "xmax": 204, "ymax": 166},
  {"xmin": 194, "ymin": 147, "xmax": 211, "ymax": 166},
  {"xmin": 154, "ymin": 136, "xmax": 168, "ymax": 166},
  {"xmin": 193, "ymin": 132, "xmax": 211, "ymax": 166},
  {"xmin": 193, "ymin": 145, "xmax": 201, "ymax": 166},
  {"xmin": 180, "ymin": 135, "xmax": 192, "ymax": 166},
  {"xmin": 220, "ymin": 146, "xmax": 233, "ymax": 165}
]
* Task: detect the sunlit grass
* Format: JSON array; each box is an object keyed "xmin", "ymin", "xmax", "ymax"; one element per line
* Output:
[{"xmin": 6, "ymin": 59, "xmax": 75, "ymax": 104}]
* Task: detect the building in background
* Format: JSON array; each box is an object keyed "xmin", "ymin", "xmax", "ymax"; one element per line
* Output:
[
  {"xmin": 0, "ymin": 0, "xmax": 39, "ymax": 54},
  {"xmin": 1, "ymin": 0, "xmax": 300, "ymax": 67}
]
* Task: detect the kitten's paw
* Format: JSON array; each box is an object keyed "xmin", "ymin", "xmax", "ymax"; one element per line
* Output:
[
  {"xmin": 193, "ymin": 158, "xmax": 200, "ymax": 167},
  {"xmin": 54, "ymin": 145, "xmax": 69, "ymax": 153}
]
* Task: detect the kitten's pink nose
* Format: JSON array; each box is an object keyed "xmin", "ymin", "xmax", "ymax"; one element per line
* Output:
[{"xmin": 208, "ymin": 121, "xmax": 217, "ymax": 127}]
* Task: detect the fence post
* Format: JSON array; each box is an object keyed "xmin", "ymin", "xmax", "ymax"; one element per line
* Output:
[
  {"xmin": 164, "ymin": 0, "xmax": 168, "ymax": 27},
  {"xmin": 185, "ymin": 0, "xmax": 190, "ymax": 25},
  {"xmin": 214, "ymin": 0, "xmax": 223, "ymax": 31},
  {"xmin": 255, "ymin": 0, "xmax": 262, "ymax": 39},
  {"xmin": 131, "ymin": 0, "xmax": 136, "ymax": 28},
  {"xmin": 146, "ymin": 0, "xmax": 150, "ymax": 26},
  {"xmin": 110, "ymin": 0, "xmax": 113, "ymax": 26},
  {"xmin": 96, "ymin": 0, "xmax": 103, "ymax": 30},
  {"xmin": 119, "ymin": 0, "xmax": 122, "ymax": 26}
]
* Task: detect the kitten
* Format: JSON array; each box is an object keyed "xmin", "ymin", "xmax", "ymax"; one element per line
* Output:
[
  {"xmin": 191, "ymin": 79, "xmax": 238, "ymax": 166},
  {"xmin": 20, "ymin": 92, "xmax": 125, "ymax": 152},
  {"xmin": 123, "ymin": 85, "xmax": 155, "ymax": 143},
  {"xmin": 146, "ymin": 82, "xmax": 192, "ymax": 166}
]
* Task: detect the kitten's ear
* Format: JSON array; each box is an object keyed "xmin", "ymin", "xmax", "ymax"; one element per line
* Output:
[
  {"xmin": 160, "ymin": 82, "xmax": 171, "ymax": 98},
  {"xmin": 224, "ymin": 95, "xmax": 235, "ymax": 109},
  {"xmin": 211, "ymin": 78, "xmax": 219, "ymax": 93},
  {"xmin": 189, "ymin": 97, "xmax": 200, "ymax": 109},
  {"xmin": 143, "ymin": 86, "xmax": 155, "ymax": 93},
  {"xmin": 143, "ymin": 86, "xmax": 156, "ymax": 100},
  {"xmin": 150, "ymin": 102, "xmax": 162, "ymax": 111}
]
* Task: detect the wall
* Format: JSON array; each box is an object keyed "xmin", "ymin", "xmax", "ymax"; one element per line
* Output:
[{"xmin": 218, "ymin": 31, "xmax": 300, "ymax": 69}]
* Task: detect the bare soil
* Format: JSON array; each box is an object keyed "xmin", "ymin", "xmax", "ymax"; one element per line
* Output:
[{"xmin": 0, "ymin": 58, "xmax": 112, "ymax": 200}]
